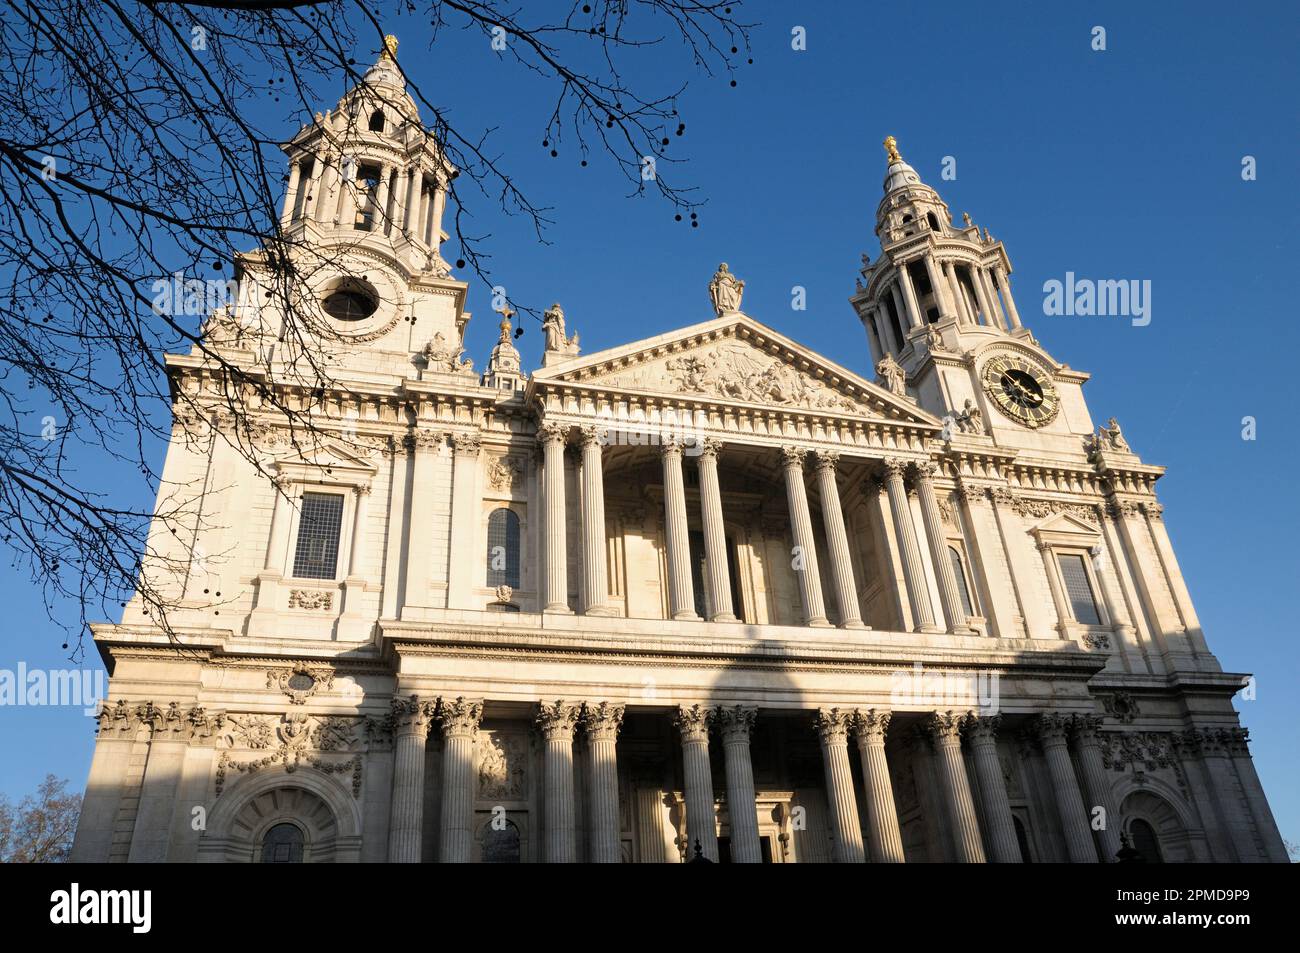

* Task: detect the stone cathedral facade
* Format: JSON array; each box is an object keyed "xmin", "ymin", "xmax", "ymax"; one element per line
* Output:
[{"xmin": 71, "ymin": 45, "xmax": 1285, "ymax": 864}]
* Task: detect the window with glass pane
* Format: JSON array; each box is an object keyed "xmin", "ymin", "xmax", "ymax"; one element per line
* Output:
[
  {"xmin": 292, "ymin": 492, "xmax": 344, "ymax": 579},
  {"xmin": 1057, "ymin": 552, "xmax": 1101, "ymax": 625},
  {"xmin": 947, "ymin": 546, "xmax": 975, "ymax": 618},
  {"xmin": 486, "ymin": 508, "xmax": 520, "ymax": 588}
]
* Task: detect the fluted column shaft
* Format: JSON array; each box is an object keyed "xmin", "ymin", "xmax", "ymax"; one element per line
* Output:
[
  {"xmin": 993, "ymin": 266, "xmax": 1022, "ymax": 329},
  {"xmin": 781, "ymin": 446, "xmax": 830, "ymax": 626},
  {"xmin": 924, "ymin": 254, "xmax": 955, "ymax": 321},
  {"xmin": 896, "ymin": 262, "xmax": 923, "ymax": 329},
  {"xmin": 697, "ymin": 440, "xmax": 737, "ymax": 621},
  {"xmin": 1038, "ymin": 541, "xmax": 1073, "ymax": 637},
  {"xmin": 280, "ymin": 159, "xmax": 303, "ymax": 227},
  {"xmin": 661, "ymin": 440, "xmax": 698, "ymax": 620},
  {"xmin": 926, "ymin": 712, "xmax": 986, "ymax": 862},
  {"xmin": 373, "ymin": 163, "xmax": 392, "ymax": 232},
  {"xmin": 1037, "ymin": 714, "xmax": 1098, "ymax": 863},
  {"xmin": 387, "ymin": 696, "xmax": 435, "ymax": 862},
  {"xmin": 1072, "ymin": 716, "xmax": 1122, "ymax": 862},
  {"xmin": 882, "ymin": 460, "xmax": 937, "ymax": 632},
  {"xmin": 815, "ymin": 453, "xmax": 865, "ymax": 628},
  {"xmin": 914, "ymin": 462, "xmax": 973, "ymax": 634},
  {"xmin": 964, "ymin": 715, "xmax": 1021, "ymax": 862},
  {"xmin": 539, "ymin": 422, "xmax": 572, "ymax": 613},
  {"xmin": 584, "ymin": 702, "xmax": 624, "ymax": 863},
  {"xmin": 346, "ymin": 484, "xmax": 371, "ymax": 577},
  {"xmin": 675, "ymin": 705, "xmax": 718, "ymax": 861},
  {"xmin": 537, "ymin": 702, "xmax": 580, "ymax": 863},
  {"xmin": 716, "ymin": 706, "xmax": 761, "ymax": 863},
  {"xmin": 579, "ymin": 427, "xmax": 613, "ymax": 615},
  {"xmin": 853, "ymin": 710, "xmax": 905, "ymax": 863},
  {"xmin": 816, "ymin": 709, "xmax": 866, "ymax": 863},
  {"xmin": 945, "ymin": 261, "xmax": 973, "ymax": 325},
  {"xmin": 437, "ymin": 697, "xmax": 483, "ymax": 863},
  {"xmin": 979, "ymin": 268, "xmax": 1006, "ymax": 328}
]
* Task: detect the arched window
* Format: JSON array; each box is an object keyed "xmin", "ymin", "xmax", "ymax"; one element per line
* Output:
[
  {"xmin": 353, "ymin": 165, "xmax": 382, "ymax": 231},
  {"xmin": 947, "ymin": 546, "xmax": 975, "ymax": 618},
  {"xmin": 1129, "ymin": 818, "xmax": 1164, "ymax": 863},
  {"xmin": 260, "ymin": 822, "xmax": 305, "ymax": 863},
  {"xmin": 368, "ymin": 109, "xmax": 385, "ymax": 132},
  {"xmin": 480, "ymin": 818, "xmax": 521, "ymax": 862},
  {"xmin": 487, "ymin": 508, "xmax": 521, "ymax": 588},
  {"xmin": 1012, "ymin": 815, "xmax": 1034, "ymax": 863},
  {"xmin": 927, "ymin": 211, "xmax": 942, "ymax": 233}
]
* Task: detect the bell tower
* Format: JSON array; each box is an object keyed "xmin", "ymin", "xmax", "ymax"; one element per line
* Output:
[{"xmin": 851, "ymin": 137, "xmax": 1097, "ymax": 451}]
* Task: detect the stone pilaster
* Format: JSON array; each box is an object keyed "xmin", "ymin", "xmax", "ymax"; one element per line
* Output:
[
  {"xmin": 436, "ymin": 696, "xmax": 483, "ymax": 863},
  {"xmin": 882, "ymin": 459, "xmax": 938, "ymax": 632},
  {"xmin": 697, "ymin": 439, "xmax": 737, "ymax": 621},
  {"xmin": 388, "ymin": 695, "xmax": 436, "ymax": 862},
  {"xmin": 579, "ymin": 426, "xmax": 614, "ymax": 615},
  {"xmin": 924, "ymin": 711, "xmax": 986, "ymax": 863},
  {"xmin": 815, "ymin": 708, "xmax": 866, "ymax": 863},
  {"xmin": 1035, "ymin": 713, "xmax": 1098, "ymax": 863},
  {"xmin": 815, "ymin": 452, "xmax": 865, "ymax": 628},
  {"xmin": 1071, "ymin": 715, "xmax": 1122, "ymax": 862},
  {"xmin": 402, "ymin": 429, "xmax": 443, "ymax": 613},
  {"xmin": 715, "ymin": 705, "xmax": 761, "ymax": 863},
  {"xmin": 661, "ymin": 438, "xmax": 698, "ymax": 620},
  {"xmin": 536, "ymin": 701, "xmax": 581, "ymax": 863},
  {"xmin": 913, "ymin": 462, "xmax": 974, "ymax": 634},
  {"xmin": 781, "ymin": 446, "xmax": 830, "ymax": 626},
  {"xmin": 583, "ymin": 701, "xmax": 625, "ymax": 863},
  {"xmin": 852, "ymin": 709, "xmax": 905, "ymax": 863},
  {"xmin": 1225, "ymin": 728, "xmax": 1289, "ymax": 863},
  {"xmin": 675, "ymin": 704, "xmax": 718, "ymax": 861},
  {"xmin": 962, "ymin": 714, "xmax": 1021, "ymax": 862},
  {"xmin": 538, "ymin": 422, "xmax": 572, "ymax": 613}
]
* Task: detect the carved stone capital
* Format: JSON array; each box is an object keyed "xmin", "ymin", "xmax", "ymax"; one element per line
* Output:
[
  {"xmin": 452, "ymin": 432, "xmax": 482, "ymax": 456},
  {"xmin": 535, "ymin": 700, "xmax": 581, "ymax": 742},
  {"xmin": 538, "ymin": 420, "xmax": 569, "ymax": 446},
  {"xmin": 698, "ymin": 437, "xmax": 724, "ymax": 459},
  {"xmin": 390, "ymin": 695, "xmax": 437, "ymax": 735},
  {"xmin": 923, "ymin": 710, "xmax": 967, "ymax": 745},
  {"xmin": 674, "ymin": 704, "xmax": 713, "ymax": 743},
  {"xmin": 882, "ymin": 457, "xmax": 909, "ymax": 481},
  {"xmin": 714, "ymin": 705, "xmax": 757, "ymax": 743},
  {"xmin": 962, "ymin": 713, "xmax": 1001, "ymax": 746},
  {"xmin": 815, "ymin": 707, "xmax": 854, "ymax": 745},
  {"xmin": 1143, "ymin": 502, "xmax": 1164, "ymax": 521},
  {"xmin": 989, "ymin": 487, "xmax": 1017, "ymax": 506},
  {"xmin": 814, "ymin": 450, "xmax": 840, "ymax": 473},
  {"xmin": 660, "ymin": 435, "xmax": 685, "ymax": 460},
  {"xmin": 913, "ymin": 460, "xmax": 938, "ymax": 480},
  {"xmin": 436, "ymin": 696, "xmax": 483, "ymax": 738},
  {"xmin": 582, "ymin": 701, "xmax": 625, "ymax": 741},
  {"xmin": 579, "ymin": 425, "xmax": 607, "ymax": 450},
  {"xmin": 1034, "ymin": 712, "xmax": 1073, "ymax": 746},
  {"xmin": 780, "ymin": 445, "xmax": 807, "ymax": 469},
  {"xmin": 1071, "ymin": 714, "xmax": 1106, "ymax": 744},
  {"xmin": 852, "ymin": 708, "xmax": 891, "ymax": 745},
  {"xmin": 412, "ymin": 428, "xmax": 445, "ymax": 451}
]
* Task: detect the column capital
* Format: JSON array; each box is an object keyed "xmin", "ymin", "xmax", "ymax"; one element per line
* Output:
[
  {"xmin": 391, "ymin": 694, "xmax": 438, "ymax": 735},
  {"xmin": 699, "ymin": 437, "xmax": 724, "ymax": 459},
  {"xmin": 882, "ymin": 457, "xmax": 909, "ymax": 480},
  {"xmin": 579, "ymin": 425, "xmax": 607, "ymax": 449},
  {"xmin": 814, "ymin": 450, "xmax": 840, "ymax": 473},
  {"xmin": 436, "ymin": 696, "xmax": 483, "ymax": 739},
  {"xmin": 537, "ymin": 420, "xmax": 569, "ymax": 446},
  {"xmin": 923, "ymin": 710, "xmax": 968, "ymax": 745},
  {"xmin": 1034, "ymin": 712, "xmax": 1073, "ymax": 746},
  {"xmin": 954, "ymin": 481, "xmax": 987, "ymax": 506},
  {"xmin": 963, "ymin": 713, "xmax": 1002, "ymax": 746},
  {"xmin": 913, "ymin": 460, "xmax": 939, "ymax": 480},
  {"xmin": 1071, "ymin": 713, "xmax": 1105, "ymax": 744},
  {"xmin": 582, "ymin": 701, "xmax": 625, "ymax": 741},
  {"xmin": 852, "ymin": 708, "xmax": 892, "ymax": 745},
  {"xmin": 674, "ymin": 703, "xmax": 713, "ymax": 743},
  {"xmin": 714, "ymin": 705, "xmax": 757, "ymax": 743},
  {"xmin": 815, "ymin": 707, "xmax": 854, "ymax": 744},
  {"xmin": 452, "ymin": 432, "xmax": 482, "ymax": 456},
  {"xmin": 411, "ymin": 428, "xmax": 446, "ymax": 452},
  {"xmin": 536, "ymin": 700, "xmax": 581, "ymax": 741},
  {"xmin": 780, "ymin": 445, "xmax": 807, "ymax": 469},
  {"xmin": 660, "ymin": 435, "xmax": 685, "ymax": 459}
]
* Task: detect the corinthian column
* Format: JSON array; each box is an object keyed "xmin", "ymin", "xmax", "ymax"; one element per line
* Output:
[
  {"xmin": 539, "ymin": 421, "xmax": 572, "ymax": 613},
  {"xmin": 715, "ymin": 706, "xmax": 761, "ymax": 863},
  {"xmin": 815, "ymin": 708, "xmax": 866, "ymax": 863},
  {"xmin": 781, "ymin": 446, "xmax": 830, "ymax": 626},
  {"xmin": 436, "ymin": 697, "xmax": 483, "ymax": 863},
  {"xmin": 579, "ymin": 426, "xmax": 614, "ymax": 615},
  {"xmin": 1071, "ymin": 715, "xmax": 1121, "ymax": 862},
  {"xmin": 1035, "ymin": 714, "xmax": 1098, "ymax": 863},
  {"xmin": 536, "ymin": 701, "xmax": 581, "ymax": 863},
  {"xmin": 697, "ymin": 439, "xmax": 737, "ymax": 621},
  {"xmin": 924, "ymin": 711, "xmax": 986, "ymax": 863},
  {"xmin": 945, "ymin": 261, "xmax": 973, "ymax": 325},
  {"xmin": 853, "ymin": 709, "xmax": 905, "ymax": 863},
  {"xmin": 661, "ymin": 438, "xmax": 698, "ymax": 620},
  {"xmin": 924, "ymin": 254, "xmax": 956, "ymax": 321},
  {"xmin": 388, "ymin": 695, "xmax": 437, "ymax": 862},
  {"xmin": 913, "ymin": 462, "xmax": 974, "ymax": 634},
  {"xmin": 583, "ymin": 701, "xmax": 624, "ymax": 863},
  {"xmin": 815, "ymin": 452, "xmax": 865, "ymax": 628},
  {"xmin": 993, "ymin": 265, "xmax": 1022, "ymax": 329},
  {"xmin": 896, "ymin": 262, "xmax": 923, "ymax": 330},
  {"xmin": 882, "ymin": 459, "xmax": 938, "ymax": 632},
  {"xmin": 675, "ymin": 704, "xmax": 718, "ymax": 861},
  {"xmin": 963, "ymin": 714, "xmax": 1021, "ymax": 862}
]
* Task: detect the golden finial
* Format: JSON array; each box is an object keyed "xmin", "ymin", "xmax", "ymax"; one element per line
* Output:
[
  {"xmin": 380, "ymin": 34, "xmax": 399, "ymax": 61},
  {"xmin": 497, "ymin": 305, "xmax": 514, "ymax": 343},
  {"xmin": 883, "ymin": 135, "xmax": 902, "ymax": 163}
]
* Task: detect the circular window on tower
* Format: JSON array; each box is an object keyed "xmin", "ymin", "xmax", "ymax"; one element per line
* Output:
[{"xmin": 321, "ymin": 278, "xmax": 379, "ymax": 322}]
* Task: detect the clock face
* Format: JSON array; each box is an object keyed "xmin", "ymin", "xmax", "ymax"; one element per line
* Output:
[{"xmin": 980, "ymin": 355, "xmax": 1060, "ymax": 428}]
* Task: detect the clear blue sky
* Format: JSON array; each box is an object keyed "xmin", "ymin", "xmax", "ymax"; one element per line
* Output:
[{"xmin": 2, "ymin": 1, "xmax": 1296, "ymax": 852}]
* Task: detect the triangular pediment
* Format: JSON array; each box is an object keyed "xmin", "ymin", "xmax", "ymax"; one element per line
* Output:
[
  {"xmin": 1029, "ymin": 510, "xmax": 1100, "ymax": 537},
  {"xmin": 532, "ymin": 314, "xmax": 940, "ymax": 426},
  {"xmin": 266, "ymin": 434, "xmax": 380, "ymax": 475}
]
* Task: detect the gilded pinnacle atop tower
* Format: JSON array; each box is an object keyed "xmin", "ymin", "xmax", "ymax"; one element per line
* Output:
[
  {"xmin": 380, "ymin": 34, "xmax": 399, "ymax": 61},
  {"xmin": 883, "ymin": 135, "xmax": 902, "ymax": 163}
]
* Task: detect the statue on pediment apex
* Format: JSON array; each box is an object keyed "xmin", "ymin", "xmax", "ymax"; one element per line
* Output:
[
  {"xmin": 542, "ymin": 302, "xmax": 580, "ymax": 363},
  {"xmin": 709, "ymin": 262, "xmax": 744, "ymax": 316}
]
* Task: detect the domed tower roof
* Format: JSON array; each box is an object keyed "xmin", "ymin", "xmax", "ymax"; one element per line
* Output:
[{"xmin": 874, "ymin": 135, "xmax": 952, "ymax": 248}]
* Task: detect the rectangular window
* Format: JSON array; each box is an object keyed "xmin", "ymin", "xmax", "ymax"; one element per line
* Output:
[
  {"xmin": 292, "ymin": 492, "xmax": 344, "ymax": 580},
  {"xmin": 1057, "ymin": 552, "xmax": 1101, "ymax": 625}
]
